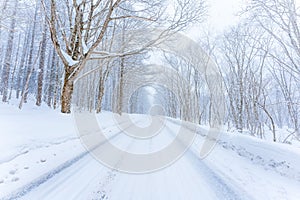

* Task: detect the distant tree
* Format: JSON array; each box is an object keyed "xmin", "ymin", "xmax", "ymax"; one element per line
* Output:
[
  {"xmin": 1, "ymin": 0, "xmax": 18, "ymax": 102},
  {"xmin": 19, "ymin": 3, "xmax": 40, "ymax": 109}
]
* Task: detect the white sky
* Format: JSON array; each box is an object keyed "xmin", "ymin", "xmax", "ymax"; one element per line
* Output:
[
  {"xmin": 190, "ymin": 0, "xmax": 300, "ymax": 36},
  {"xmin": 207, "ymin": 0, "xmax": 243, "ymax": 30},
  {"xmin": 186, "ymin": 0, "xmax": 244, "ymax": 40}
]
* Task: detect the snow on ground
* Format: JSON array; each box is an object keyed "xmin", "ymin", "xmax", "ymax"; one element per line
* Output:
[
  {"xmin": 0, "ymin": 102, "xmax": 300, "ymax": 200},
  {"xmin": 226, "ymin": 126, "xmax": 300, "ymax": 148}
]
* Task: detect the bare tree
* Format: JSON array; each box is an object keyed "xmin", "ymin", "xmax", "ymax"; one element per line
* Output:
[
  {"xmin": 8, "ymin": 33, "xmax": 21, "ymax": 100},
  {"xmin": 246, "ymin": 0, "xmax": 300, "ymax": 78},
  {"xmin": 218, "ymin": 22, "xmax": 276, "ymax": 137},
  {"xmin": 16, "ymin": 26, "xmax": 30, "ymax": 99},
  {"xmin": 21, "ymin": 3, "xmax": 39, "ymax": 105},
  {"xmin": 41, "ymin": 0, "xmax": 206, "ymax": 113},
  {"xmin": 1, "ymin": 0, "xmax": 18, "ymax": 102},
  {"xmin": 245, "ymin": 0, "xmax": 300, "ymax": 137}
]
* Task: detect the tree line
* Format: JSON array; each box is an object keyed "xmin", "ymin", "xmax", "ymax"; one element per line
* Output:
[{"xmin": 0, "ymin": 0, "xmax": 299, "ymax": 143}]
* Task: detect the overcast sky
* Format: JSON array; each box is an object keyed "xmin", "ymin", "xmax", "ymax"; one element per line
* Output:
[
  {"xmin": 205, "ymin": 0, "xmax": 300, "ymax": 31},
  {"xmin": 185, "ymin": 0, "xmax": 244, "ymax": 40},
  {"xmin": 208, "ymin": 0, "xmax": 243, "ymax": 30}
]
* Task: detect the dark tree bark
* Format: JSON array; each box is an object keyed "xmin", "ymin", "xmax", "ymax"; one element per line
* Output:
[
  {"xmin": 53, "ymin": 59, "xmax": 60, "ymax": 110},
  {"xmin": 61, "ymin": 68, "xmax": 74, "ymax": 113},
  {"xmin": 117, "ymin": 57, "xmax": 125, "ymax": 115},
  {"xmin": 47, "ymin": 47, "xmax": 57, "ymax": 107},
  {"xmin": 36, "ymin": 18, "xmax": 48, "ymax": 106}
]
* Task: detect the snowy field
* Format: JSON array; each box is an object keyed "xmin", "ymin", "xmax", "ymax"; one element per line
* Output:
[{"xmin": 0, "ymin": 103, "xmax": 300, "ymax": 200}]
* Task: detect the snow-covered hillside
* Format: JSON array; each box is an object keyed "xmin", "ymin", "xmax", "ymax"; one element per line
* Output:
[{"xmin": 0, "ymin": 103, "xmax": 300, "ymax": 200}]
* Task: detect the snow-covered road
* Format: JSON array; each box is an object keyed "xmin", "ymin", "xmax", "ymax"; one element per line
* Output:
[
  {"xmin": 22, "ymin": 124, "xmax": 233, "ymax": 199},
  {"xmin": 1, "ymin": 104, "xmax": 300, "ymax": 200},
  {"xmin": 5, "ymin": 119, "xmax": 247, "ymax": 200}
]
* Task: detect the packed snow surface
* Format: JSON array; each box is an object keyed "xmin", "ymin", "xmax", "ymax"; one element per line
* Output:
[{"xmin": 0, "ymin": 103, "xmax": 300, "ymax": 200}]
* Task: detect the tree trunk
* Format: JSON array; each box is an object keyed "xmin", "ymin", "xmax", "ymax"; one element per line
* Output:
[
  {"xmin": 1, "ymin": 0, "xmax": 18, "ymax": 102},
  {"xmin": 0, "ymin": 0, "xmax": 9, "ymax": 86},
  {"xmin": 117, "ymin": 57, "xmax": 125, "ymax": 114},
  {"xmin": 9, "ymin": 33, "xmax": 21, "ymax": 100},
  {"xmin": 16, "ymin": 26, "xmax": 30, "ymax": 99},
  {"xmin": 36, "ymin": 19, "xmax": 48, "ymax": 106},
  {"xmin": 264, "ymin": 107, "xmax": 276, "ymax": 142},
  {"xmin": 53, "ymin": 59, "xmax": 60, "ymax": 110},
  {"xmin": 61, "ymin": 69, "xmax": 74, "ymax": 113},
  {"xmin": 23, "ymin": 3, "xmax": 38, "ymax": 103},
  {"xmin": 19, "ymin": 58, "xmax": 35, "ymax": 109},
  {"xmin": 47, "ymin": 47, "xmax": 57, "ymax": 107},
  {"xmin": 96, "ymin": 77, "xmax": 105, "ymax": 113}
]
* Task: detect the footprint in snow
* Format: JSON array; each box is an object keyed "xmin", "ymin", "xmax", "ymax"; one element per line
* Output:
[
  {"xmin": 24, "ymin": 166, "xmax": 29, "ymax": 170},
  {"xmin": 94, "ymin": 190, "xmax": 108, "ymax": 200},
  {"xmin": 9, "ymin": 169, "xmax": 17, "ymax": 175},
  {"xmin": 40, "ymin": 159, "xmax": 47, "ymax": 163},
  {"xmin": 0, "ymin": 179, "xmax": 4, "ymax": 184},
  {"xmin": 11, "ymin": 177, "xmax": 19, "ymax": 182}
]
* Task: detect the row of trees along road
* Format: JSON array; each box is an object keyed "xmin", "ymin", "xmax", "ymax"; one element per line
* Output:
[{"xmin": 0, "ymin": 0, "xmax": 299, "ymax": 142}]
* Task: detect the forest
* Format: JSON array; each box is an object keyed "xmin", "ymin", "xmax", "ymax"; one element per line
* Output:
[{"xmin": 0, "ymin": 0, "xmax": 299, "ymax": 144}]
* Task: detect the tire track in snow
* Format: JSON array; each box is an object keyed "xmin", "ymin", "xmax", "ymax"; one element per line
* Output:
[
  {"xmin": 1, "ymin": 116, "xmax": 140, "ymax": 200},
  {"xmin": 1, "ymin": 123, "xmax": 133, "ymax": 200},
  {"xmin": 0, "ymin": 137, "xmax": 79, "ymax": 165},
  {"xmin": 4, "ymin": 118, "xmax": 252, "ymax": 200},
  {"xmin": 0, "ymin": 121, "xmax": 125, "ymax": 166},
  {"xmin": 164, "ymin": 121, "xmax": 252, "ymax": 200}
]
